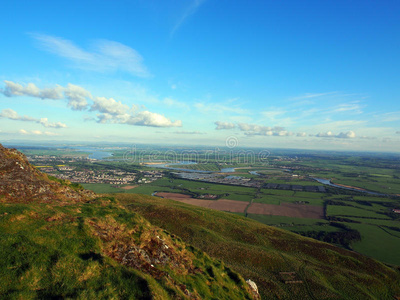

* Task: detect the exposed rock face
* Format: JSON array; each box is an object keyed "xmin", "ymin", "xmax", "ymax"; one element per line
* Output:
[
  {"xmin": 0, "ymin": 144, "xmax": 93, "ymax": 204},
  {"xmin": 246, "ymin": 279, "xmax": 260, "ymax": 299}
]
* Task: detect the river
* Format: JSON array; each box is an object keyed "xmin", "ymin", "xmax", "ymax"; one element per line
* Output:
[{"xmin": 311, "ymin": 177, "xmax": 387, "ymax": 196}]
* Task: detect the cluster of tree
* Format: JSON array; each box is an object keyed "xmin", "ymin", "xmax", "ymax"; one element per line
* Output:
[
  {"xmin": 325, "ymin": 216, "xmax": 361, "ymax": 223},
  {"xmin": 295, "ymin": 222, "xmax": 361, "ymax": 250},
  {"xmin": 325, "ymin": 200, "xmax": 354, "ymax": 207}
]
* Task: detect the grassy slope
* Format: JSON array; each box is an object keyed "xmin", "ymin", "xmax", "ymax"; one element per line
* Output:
[
  {"xmin": 0, "ymin": 198, "xmax": 253, "ymax": 299},
  {"xmin": 116, "ymin": 193, "xmax": 400, "ymax": 300}
]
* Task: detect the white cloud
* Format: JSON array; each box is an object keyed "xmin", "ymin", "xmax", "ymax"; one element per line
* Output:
[
  {"xmin": 0, "ymin": 109, "xmax": 67, "ymax": 129},
  {"xmin": 296, "ymin": 132, "xmax": 307, "ymax": 137},
  {"xmin": 39, "ymin": 118, "xmax": 67, "ymax": 128},
  {"xmin": 2, "ymin": 80, "xmax": 182, "ymax": 128},
  {"xmin": 90, "ymin": 97, "xmax": 130, "ymax": 116},
  {"xmin": 0, "ymin": 108, "xmax": 36, "ymax": 122},
  {"xmin": 1, "ymin": 81, "xmax": 91, "ymax": 110},
  {"xmin": 337, "ymin": 131, "xmax": 356, "ymax": 138},
  {"xmin": 125, "ymin": 111, "xmax": 182, "ymax": 127},
  {"xmin": 215, "ymin": 121, "xmax": 236, "ymax": 130},
  {"xmin": 315, "ymin": 131, "xmax": 356, "ymax": 139},
  {"xmin": 64, "ymin": 84, "xmax": 92, "ymax": 111},
  {"xmin": 31, "ymin": 34, "xmax": 150, "ymax": 77},
  {"xmin": 2, "ymin": 80, "xmax": 63, "ymax": 99},
  {"xmin": 19, "ymin": 129, "xmax": 60, "ymax": 136},
  {"xmin": 316, "ymin": 131, "xmax": 335, "ymax": 137},
  {"xmin": 88, "ymin": 97, "xmax": 182, "ymax": 127}
]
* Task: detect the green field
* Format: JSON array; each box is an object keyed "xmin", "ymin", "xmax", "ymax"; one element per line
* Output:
[
  {"xmin": 346, "ymin": 223, "xmax": 400, "ymax": 265},
  {"xmin": 327, "ymin": 205, "xmax": 391, "ymax": 219}
]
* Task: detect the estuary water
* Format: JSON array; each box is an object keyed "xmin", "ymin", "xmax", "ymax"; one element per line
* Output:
[{"xmin": 74, "ymin": 147, "xmax": 113, "ymax": 160}]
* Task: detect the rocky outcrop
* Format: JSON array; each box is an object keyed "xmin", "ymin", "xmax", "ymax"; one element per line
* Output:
[
  {"xmin": 246, "ymin": 279, "xmax": 260, "ymax": 299},
  {"xmin": 0, "ymin": 144, "xmax": 93, "ymax": 204}
]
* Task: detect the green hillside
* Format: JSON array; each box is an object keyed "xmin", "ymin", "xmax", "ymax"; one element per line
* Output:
[
  {"xmin": 116, "ymin": 193, "xmax": 400, "ymax": 299},
  {"xmin": 0, "ymin": 198, "xmax": 255, "ymax": 299},
  {"xmin": 0, "ymin": 144, "xmax": 256, "ymax": 299}
]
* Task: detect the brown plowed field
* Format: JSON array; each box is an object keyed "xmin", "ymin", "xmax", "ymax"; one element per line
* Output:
[
  {"xmin": 156, "ymin": 192, "xmax": 248, "ymax": 213},
  {"xmin": 156, "ymin": 192, "xmax": 324, "ymax": 218},
  {"xmin": 247, "ymin": 202, "xmax": 323, "ymax": 219}
]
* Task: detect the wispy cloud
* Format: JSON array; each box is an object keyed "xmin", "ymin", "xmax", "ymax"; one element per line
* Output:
[
  {"xmin": 289, "ymin": 92, "xmax": 337, "ymax": 101},
  {"xmin": 173, "ymin": 130, "xmax": 205, "ymax": 135},
  {"xmin": 171, "ymin": 0, "xmax": 207, "ymax": 36},
  {"xmin": 30, "ymin": 33, "xmax": 150, "ymax": 77},
  {"xmin": 163, "ymin": 97, "xmax": 189, "ymax": 110},
  {"xmin": 195, "ymin": 102, "xmax": 249, "ymax": 115},
  {"xmin": 332, "ymin": 102, "xmax": 363, "ymax": 114},
  {"xmin": 375, "ymin": 111, "xmax": 400, "ymax": 122}
]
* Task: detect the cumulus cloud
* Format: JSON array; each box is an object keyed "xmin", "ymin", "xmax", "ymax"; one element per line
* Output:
[
  {"xmin": 124, "ymin": 111, "xmax": 182, "ymax": 127},
  {"xmin": 0, "ymin": 108, "xmax": 36, "ymax": 122},
  {"xmin": 238, "ymin": 123, "xmax": 289, "ymax": 136},
  {"xmin": 1, "ymin": 81, "xmax": 91, "ymax": 110},
  {"xmin": 316, "ymin": 131, "xmax": 335, "ymax": 138},
  {"xmin": 31, "ymin": 33, "xmax": 150, "ymax": 77},
  {"xmin": 0, "ymin": 109, "xmax": 67, "ymax": 129},
  {"xmin": 2, "ymin": 80, "xmax": 64, "ymax": 99},
  {"xmin": 90, "ymin": 97, "xmax": 130, "ymax": 116},
  {"xmin": 88, "ymin": 97, "xmax": 181, "ymax": 127},
  {"xmin": 214, "ymin": 121, "xmax": 298, "ymax": 137},
  {"xmin": 215, "ymin": 121, "xmax": 236, "ymax": 130},
  {"xmin": 337, "ymin": 131, "xmax": 356, "ymax": 139},
  {"xmin": 315, "ymin": 131, "xmax": 356, "ymax": 139},
  {"xmin": 64, "ymin": 84, "xmax": 92, "ymax": 110},
  {"xmin": 296, "ymin": 132, "xmax": 307, "ymax": 137},
  {"xmin": 39, "ymin": 118, "xmax": 67, "ymax": 128},
  {"xmin": 1, "ymin": 80, "xmax": 182, "ymax": 128},
  {"xmin": 19, "ymin": 129, "xmax": 59, "ymax": 136}
]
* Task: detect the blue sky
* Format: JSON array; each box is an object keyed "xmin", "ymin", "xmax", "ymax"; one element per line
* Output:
[{"xmin": 1, "ymin": 0, "xmax": 400, "ymax": 152}]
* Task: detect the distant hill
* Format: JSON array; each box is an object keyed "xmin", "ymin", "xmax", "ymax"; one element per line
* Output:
[
  {"xmin": 1, "ymin": 143, "xmax": 400, "ymax": 299},
  {"xmin": 0, "ymin": 144, "xmax": 257, "ymax": 299}
]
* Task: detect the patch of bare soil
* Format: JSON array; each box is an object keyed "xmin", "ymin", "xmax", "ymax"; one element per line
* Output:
[
  {"xmin": 247, "ymin": 202, "xmax": 323, "ymax": 219},
  {"xmin": 120, "ymin": 185, "xmax": 138, "ymax": 190},
  {"xmin": 156, "ymin": 193, "xmax": 248, "ymax": 213}
]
